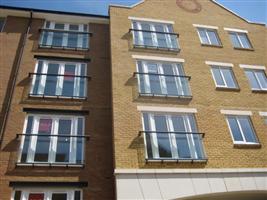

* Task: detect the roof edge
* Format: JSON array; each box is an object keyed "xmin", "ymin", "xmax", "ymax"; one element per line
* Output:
[
  {"xmin": 211, "ymin": 0, "xmax": 266, "ymax": 26},
  {"xmin": 0, "ymin": 5, "xmax": 109, "ymax": 19},
  {"xmin": 109, "ymin": 0, "xmax": 144, "ymax": 9}
]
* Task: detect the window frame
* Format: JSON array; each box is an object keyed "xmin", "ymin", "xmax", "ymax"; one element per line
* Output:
[
  {"xmin": 12, "ymin": 188, "xmax": 82, "ymax": 200},
  {"xmin": 210, "ymin": 65, "xmax": 238, "ymax": 89},
  {"xmin": 18, "ymin": 114, "xmax": 85, "ymax": 165},
  {"xmin": 30, "ymin": 59, "xmax": 88, "ymax": 99},
  {"xmin": 131, "ymin": 20, "xmax": 179, "ymax": 50},
  {"xmin": 244, "ymin": 69, "xmax": 267, "ymax": 91},
  {"xmin": 196, "ymin": 27, "xmax": 222, "ymax": 46},
  {"xmin": 225, "ymin": 115, "xmax": 259, "ymax": 145},
  {"xmin": 228, "ymin": 31, "xmax": 252, "ymax": 49}
]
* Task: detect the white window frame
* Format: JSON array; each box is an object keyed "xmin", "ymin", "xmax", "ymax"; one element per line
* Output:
[
  {"xmin": 141, "ymin": 112, "xmax": 204, "ymax": 160},
  {"xmin": 18, "ymin": 114, "xmax": 85, "ymax": 164},
  {"xmin": 136, "ymin": 60, "xmax": 189, "ymax": 96},
  {"xmin": 40, "ymin": 21, "xmax": 88, "ymax": 49},
  {"xmin": 131, "ymin": 20, "xmax": 178, "ymax": 49},
  {"xmin": 30, "ymin": 60, "xmax": 87, "ymax": 98},
  {"xmin": 228, "ymin": 31, "xmax": 252, "ymax": 49},
  {"xmin": 12, "ymin": 188, "xmax": 82, "ymax": 200},
  {"xmin": 225, "ymin": 115, "xmax": 259, "ymax": 145},
  {"xmin": 210, "ymin": 65, "xmax": 238, "ymax": 89},
  {"xmin": 196, "ymin": 27, "xmax": 221, "ymax": 46},
  {"xmin": 244, "ymin": 69, "xmax": 267, "ymax": 91}
]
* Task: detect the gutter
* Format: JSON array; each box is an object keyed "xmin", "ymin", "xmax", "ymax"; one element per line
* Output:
[{"xmin": 0, "ymin": 11, "xmax": 33, "ymax": 146}]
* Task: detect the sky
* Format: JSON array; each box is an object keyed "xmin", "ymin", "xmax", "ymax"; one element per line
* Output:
[{"xmin": 0, "ymin": 0, "xmax": 266, "ymax": 24}]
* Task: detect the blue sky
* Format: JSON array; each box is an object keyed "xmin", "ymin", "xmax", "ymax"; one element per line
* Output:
[{"xmin": 0, "ymin": 0, "xmax": 266, "ymax": 24}]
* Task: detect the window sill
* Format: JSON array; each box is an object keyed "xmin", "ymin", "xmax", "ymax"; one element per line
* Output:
[
  {"xmin": 251, "ymin": 89, "xmax": 267, "ymax": 93},
  {"xmin": 233, "ymin": 47, "xmax": 254, "ymax": 51},
  {"xmin": 201, "ymin": 43, "xmax": 223, "ymax": 48},
  {"xmin": 16, "ymin": 162, "xmax": 85, "ymax": 168},
  {"xmin": 38, "ymin": 45, "xmax": 89, "ymax": 52},
  {"xmin": 28, "ymin": 94, "xmax": 87, "ymax": 101},
  {"xmin": 215, "ymin": 87, "xmax": 240, "ymax": 92},
  {"xmin": 145, "ymin": 158, "xmax": 208, "ymax": 163},
  {"xmin": 133, "ymin": 45, "xmax": 180, "ymax": 53},
  {"xmin": 139, "ymin": 93, "xmax": 192, "ymax": 99},
  {"xmin": 233, "ymin": 143, "xmax": 261, "ymax": 149}
]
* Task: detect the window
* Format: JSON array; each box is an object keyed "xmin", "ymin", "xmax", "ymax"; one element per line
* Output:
[
  {"xmin": 13, "ymin": 189, "xmax": 81, "ymax": 200},
  {"xmin": 131, "ymin": 21, "xmax": 179, "ymax": 50},
  {"xmin": 210, "ymin": 66, "xmax": 238, "ymax": 89},
  {"xmin": 229, "ymin": 32, "xmax": 252, "ymax": 49},
  {"xmin": 226, "ymin": 116, "xmax": 258, "ymax": 144},
  {"xmin": 141, "ymin": 113, "xmax": 206, "ymax": 160},
  {"xmin": 18, "ymin": 115, "xmax": 85, "ymax": 164},
  {"xmin": 0, "ymin": 17, "xmax": 6, "ymax": 32},
  {"xmin": 197, "ymin": 28, "xmax": 221, "ymax": 46},
  {"xmin": 39, "ymin": 21, "xmax": 89, "ymax": 49},
  {"xmin": 136, "ymin": 60, "xmax": 191, "ymax": 97},
  {"xmin": 30, "ymin": 60, "xmax": 87, "ymax": 98},
  {"xmin": 245, "ymin": 69, "xmax": 267, "ymax": 91}
]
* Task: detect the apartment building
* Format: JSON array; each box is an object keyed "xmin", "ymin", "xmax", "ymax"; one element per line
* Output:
[
  {"xmin": 0, "ymin": 6, "xmax": 114, "ymax": 200},
  {"xmin": 109, "ymin": 0, "xmax": 267, "ymax": 199}
]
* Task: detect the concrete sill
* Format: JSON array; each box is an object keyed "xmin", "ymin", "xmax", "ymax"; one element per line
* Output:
[
  {"xmin": 234, "ymin": 47, "xmax": 254, "ymax": 51},
  {"xmin": 215, "ymin": 87, "xmax": 240, "ymax": 92},
  {"xmin": 233, "ymin": 143, "xmax": 261, "ymax": 149},
  {"xmin": 201, "ymin": 44, "xmax": 223, "ymax": 48},
  {"xmin": 251, "ymin": 90, "xmax": 267, "ymax": 93}
]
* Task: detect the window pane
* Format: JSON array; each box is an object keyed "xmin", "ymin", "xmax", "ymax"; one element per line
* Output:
[
  {"xmin": 230, "ymin": 33, "xmax": 241, "ymax": 48},
  {"xmin": 193, "ymin": 134, "xmax": 205, "ymax": 159},
  {"xmin": 154, "ymin": 115, "xmax": 172, "ymax": 158},
  {"xmin": 239, "ymin": 33, "xmax": 251, "ymax": 48},
  {"xmin": 74, "ymin": 191, "xmax": 81, "ymax": 200},
  {"xmin": 255, "ymin": 71, "xmax": 267, "ymax": 89},
  {"xmin": 155, "ymin": 25, "xmax": 168, "ymax": 48},
  {"xmin": 52, "ymin": 32, "xmax": 64, "ymax": 46},
  {"xmin": 143, "ymin": 113, "xmax": 153, "ymax": 159},
  {"xmin": 162, "ymin": 64, "xmax": 178, "ymax": 95},
  {"xmin": 133, "ymin": 22, "xmax": 140, "ymax": 45},
  {"xmin": 32, "ymin": 61, "xmax": 43, "ymax": 94},
  {"xmin": 227, "ymin": 117, "xmax": 243, "ymax": 142},
  {"xmin": 44, "ymin": 63, "xmax": 59, "ymax": 96},
  {"xmin": 68, "ymin": 33, "xmax": 78, "ymax": 48},
  {"xmin": 207, "ymin": 30, "xmax": 220, "ymax": 45},
  {"xmin": 79, "ymin": 64, "xmax": 86, "ymax": 97},
  {"xmin": 62, "ymin": 64, "xmax": 75, "ymax": 97},
  {"xmin": 221, "ymin": 68, "xmax": 237, "ymax": 88},
  {"xmin": 14, "ymin": 191, "xmax": 21, "ymax": 200},
  {"xmin": 29, "ymin": 193, "xmax": 44, "ymax": 200},
  {"xmin": 137, "ymin": 61, "xmax": 146, "ymax": 94},
  {"xmin": 76, "ymin": 118, "xmax": 84, "ymax": 164},
  {"xmin": 238, "ymin": 117, "xmax": 257, "ymax": 143},
  {"xmin": 55, "ymin": 119, "xmax": 71, "ymax": 162},
  {"xmin": 21, "ymin": 116, "xmax": 33, "ymax": 162},
  {"xmin": 211, "ymin": 67, "xmax": 225, "ymax": 86},
  {"xmin": 198, "ymin": 28, "xmax": 209, "ymax": 44},
  {"xmin": 52, "ymin": 193, "xmax": 67, "ymax": 200},
  {"xmin": 34, "ymin": 119, "xmax": 52, "ymax": 162},
  {"xmin": 141, "ymin": 23, "xmax": 153, "ymax": 46},
  {"xmin": 245, "ymin": 70, "xmax": 260, "ymax": 89},
  {"xmin": 147, "ymin": 63, "xmax": 162, "ymax": 94}
]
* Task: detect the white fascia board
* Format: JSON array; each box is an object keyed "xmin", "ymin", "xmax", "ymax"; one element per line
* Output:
[
  {"xmin": 211, "ymin": 0, "xmax": 266, "ymax": 26},
  {"xmin": 259, "ymin": 112, "xmax": 267, "ymax": 117},
  {"xmin": 220, "ymin": 109, "xmax": 252, "ymax": 116},
  {"xmin": 128, "ymin": 16, "xmax": 175, "ymax": 24},
  {"xmin": 137, "ymin": 106, "xmax": 197, "ymax": 113},
  {"xmin": 224, "ymin": 27, "xmax": 248, "ymax": 33},
  {"xmin": 205, "ymin": 61, "xmax": 234, "ymax": 67},
  {"xmin": 239, "ymin": 64, "xmax": 266, "ymax": 70},
  {"xmin": 110, "ymin": 0, "xmax": 144, "ymax": 9},
  {"xmin": 132, "ymin": 55, "xmax": 184, "ymax": 63},
  {"xmin": 193, "ymin": 24, "xmax": 218, "ymax": 29}
]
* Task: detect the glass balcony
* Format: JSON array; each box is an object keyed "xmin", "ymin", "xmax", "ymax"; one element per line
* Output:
[
  {"xmin": 39, "ymin": 28, "xmax": 92, "ymax": 50},
  {"xmin": 134, "ymin": 72, "xmax": 192, "ymax": 98},
  {"xmin": 139, "ymin": 131, "xmax": 207, "ymax": 162}
]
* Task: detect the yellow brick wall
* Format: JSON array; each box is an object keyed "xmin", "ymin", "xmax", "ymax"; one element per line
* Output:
[{"xmin": 110, "ymin": 0, "xmax": 267, "ymax": 169}]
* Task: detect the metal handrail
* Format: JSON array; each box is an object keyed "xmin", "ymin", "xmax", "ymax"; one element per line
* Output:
[
  {"xmin": 129, "ymin": 28, "xmax": 179, "ymax": 36},
  {"xmin": 139, "ymin": 131, "xmax": 205, "ymax": 137},
  {"xmin": 39, "ymin": 28, "xmax": 93, "ymax": 36},
  {"xmin": 133, "ymin": 72, "xmax": 191, "ymax": 80},
  {"xmin": 16, "ymin": 133, "xmax": 90, "ymax": 141},
  {"xmin": 29, "ymin": 72, "xmax": 91, "ymax": 79}
]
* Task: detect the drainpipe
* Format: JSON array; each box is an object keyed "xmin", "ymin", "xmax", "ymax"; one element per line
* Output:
[{"xmin": 0, "ymin": 11, "xmax": 33, "ymax": 146}]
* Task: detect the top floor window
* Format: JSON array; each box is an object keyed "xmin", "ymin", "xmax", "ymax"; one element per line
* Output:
[
  {"xmin": 39, "ymin": 21, "xmax": 90, "ymax": 50},
  {"xmin": 131, "ymin": 21, "xmax": 179, "ymax": 51},
  {"xmin": 197, "ymin": 27, "xmax": 221, "ymax": 46},
  {"xmin": 229, "ymin": 32, "xmax": 252, "ymax": 49}
]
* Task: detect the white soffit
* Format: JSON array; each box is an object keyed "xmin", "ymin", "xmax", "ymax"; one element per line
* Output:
[
  {"xmin": 132, "ymin": 55, "xmax": 184, "ymax": 63},
  {"xmin": 239, "ymin": 64, "xmax": 266, "ymax": 70},
  {"xmin": 192, "ymin": 24, "xmax": 218, "ymax": 29},
  {"xmin": 259, "ymin": 112, "xmax": 267, "ymax": 117},
  {"xmin": 220, "ymin": 110, "xmax": 252, "ymax": 116},
  {"xmin": 137, "ymin": 106, "xmax": 197, "ymax": 113},
  {"xmin": 205, "ymin": 61, "xmax": 234, "ymax": 67},
  {"xmin": 128, "ymin": 16, "xmax": 175, "ymax": 24},
  {"xmin": 110, "ymin": 0, "xmax": 144, "ymax": 9},
  {"xmin": 224, "ymin": 27, "xmax": 248, "ymax": 33}
]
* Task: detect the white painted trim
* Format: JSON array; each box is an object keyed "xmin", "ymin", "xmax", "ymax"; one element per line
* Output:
[
  {"xmin": 193, "ymin": 24, "xmax": 218, "ymax": 30},
  {"xmin": 224, "ymin": 27, "xmax": 248, "ymax": 33},
  {"xmin": 211, "ymin": 0, "xmax": 266, "ymax": 25},
  {"xmin": 110, "ymin": 0, "xmax": 144, "ymax": 9},
  {"xmin": 239, "ymin": 64, "xmax": 266, "ymax": 70},
  {"xmin": 220, "ymin": 110, "xmax": 252, "ymax": 116},
  {"xmin": 259, "ymin": 112, "xmax": 267, "ymax": 117},
  {"xmin": 137, "ymin": 106, "xmax": 197, "ymax": 113},
  {"xmin": 132, "ymin": 55, "xmax": 184, "ymax": 63},
  {"xmin": 128, "ymin": 16, "xmax": 175, "ymax": 24},
  {"xmin": 205, "ymin": 61, "xmax": 234, "ymax": 67},
  {"xmin": 115, "ymin": 168, "xmax": 267, "ymax": 174}
]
